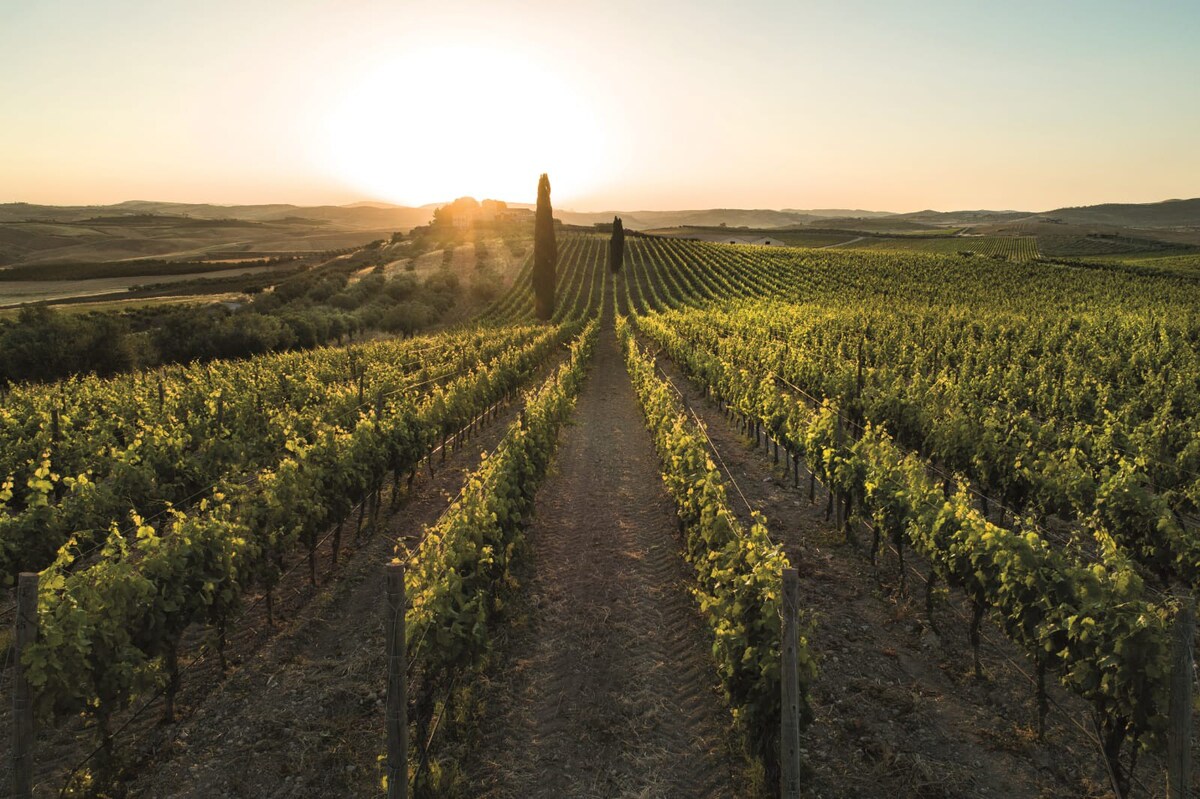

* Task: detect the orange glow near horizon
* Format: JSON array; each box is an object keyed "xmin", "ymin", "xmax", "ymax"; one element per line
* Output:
[{"xmin": 1, "ymin": 2, "xmax": 1198, "ymax": 212}]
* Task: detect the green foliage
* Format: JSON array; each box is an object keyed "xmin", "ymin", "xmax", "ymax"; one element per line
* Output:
[
  {"xmin": 532, "ymin": 173, "xmax": 557, "ymax": 320},
  {"xmin": 0, "ymin": 306, "xmax": 134, "ymax": 382},
  {"xmin": 9, "ymin": 253, "xmax": 621, "ymax": 783},
  {"xmin": 482, "ymin": 233, "xmax": 606, "ymax": 326},
  {"xmin": 0, "ymin": 326, "xmax": 567, "ymax": 581},
  {"xmin": 618, "ymin": 315, "xmax": 812, "ymax": 776},
  {"xmin": 403, "ymin": 320, "xmax": 598, "ymax": 791},
  {"xmin": 0, "ymin": 264, "xmax": 469, "ymax": 384},
  {"xmin": 852, "ymin": 234, "xmax": 1040, "ymax": 261},
  {"xmin": 609, "ymin": 216, "xmax": 625, "ymax": 273},
  {"xmin": 12, "ymin": 319, "xmax": 587, "ymax": 778},
  {"xmin": 636, "ymin": 304, "xmax": 1178, "ymax": 785}
]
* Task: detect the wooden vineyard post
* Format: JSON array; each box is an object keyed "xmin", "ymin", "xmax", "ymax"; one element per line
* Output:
[
  {"xmin": 386, "ymin": 562, "xmax": 408, "ymax": 799},
  {"xmin": 833, "ymin": 412, "xmax": 845, "ymax": 530},
  {"xmin": 1167, "ymin": 597, "xmax": 1194, "ymax": 799},
  {"xmin": 781, "ymin": 567, "xmax": 802, "ymax": 799},
  {"xmin": 13, "ymin": 572, "xmax": 37, "ymax": 799}
]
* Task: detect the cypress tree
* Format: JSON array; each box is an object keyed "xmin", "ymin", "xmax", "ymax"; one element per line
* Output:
[
  {"xmin": 533, "ymin": 173, "xmax": 557, "ymax": 320},
  {"xmin": 609, "ymin": 216, "xmax": 625, "ymax": 273}
]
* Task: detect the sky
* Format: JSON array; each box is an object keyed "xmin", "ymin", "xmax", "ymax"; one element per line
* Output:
[{"xmin": 1, "ymin": 0, "xmax": 1198, "ymax": 213}]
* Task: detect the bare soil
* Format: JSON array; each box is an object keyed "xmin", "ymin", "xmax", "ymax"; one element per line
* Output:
[{"xmin": 466, "ymin": 318, "xmax": 741, "ymax": 799}]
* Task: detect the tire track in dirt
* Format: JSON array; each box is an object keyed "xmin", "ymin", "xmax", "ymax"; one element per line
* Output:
[{"xmin": 470, "ymin": 313, "xmax": 738, "ymax": 799}]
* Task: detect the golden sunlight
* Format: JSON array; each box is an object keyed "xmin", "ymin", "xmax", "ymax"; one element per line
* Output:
[{"xmin": 323, "ymin": 43, "xmax": 609, "ymax": 206}]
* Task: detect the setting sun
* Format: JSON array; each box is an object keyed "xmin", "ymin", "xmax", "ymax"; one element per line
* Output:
[{"xmin": 323, "ymin": 43, "xmax": 611, "ymax": 206}]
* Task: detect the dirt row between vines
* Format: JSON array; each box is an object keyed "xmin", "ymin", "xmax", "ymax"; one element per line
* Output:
[
  {"xmin": 650, "ymin": 348, "xmax": 1121, "ymax": 799},
  {"xmin": 465, "ymin": 319, "xmax": 743, "ymax": 798},
  {"xmin": 116, "ymin": 393, "xmax": 535, "ymax": 799}
]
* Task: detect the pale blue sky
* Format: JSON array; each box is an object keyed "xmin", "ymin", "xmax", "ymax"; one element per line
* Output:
[{"xmin": 1, "ymin": 0, "xmax": 1197, "ymax": 211}]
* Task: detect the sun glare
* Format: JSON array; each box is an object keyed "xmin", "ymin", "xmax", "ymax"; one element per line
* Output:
[{"xmin": 323, "ymin": 44, "xmax": 609, "ymax": 206}]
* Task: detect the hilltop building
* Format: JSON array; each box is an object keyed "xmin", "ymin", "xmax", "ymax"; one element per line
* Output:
[{"xmin": 433, "ymin": 197, "xmax": 534, "ymax": 228}]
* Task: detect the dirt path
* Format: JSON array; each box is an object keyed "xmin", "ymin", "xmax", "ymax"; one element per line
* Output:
[
  {"xmin": 121, "ymin": 397, "xmax": 532, "ymax": 799},
  {"xmin": 469, "ymin": 307, "xmax": 739, "ymax": 798},
  {"xmin": 651, "ymin": 352, "xmax": 1112, "ymax": 799}
]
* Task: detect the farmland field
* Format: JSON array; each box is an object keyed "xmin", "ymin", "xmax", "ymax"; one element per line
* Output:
[
  {"xmin": 646, "ymin": 227, "xmax": 864, "ymax": 248},
  {"xmin": 1085, "ymin": 252, "xmax": 1200, "ymax": 276},
  {"xmin": 850, "ymin": 234, "xmax": 1040, "ymax": 260},
  {"xmin": 1037, "ymin": 233, "xmax": 1199, "ymax": 259},
  {"xmin": 7, "ymin": 0, "xmax": 1199, "ymax": 795},
  {"xmin": 0, "ymin": 263, "xmax": 300, "ymax": 308},
  {"xmin": 4, "ymin": 232, "xmax": 1199, "ymax": 799}
]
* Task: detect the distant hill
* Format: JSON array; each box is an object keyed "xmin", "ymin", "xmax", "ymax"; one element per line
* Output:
[
  {"xmin": 557, "ymin": 208, "xmax": 896, "ymax": 230},
  {"xmin": 0, "ymin": 201, "xmax": 433, "ymax": 230},
  {"xmin": 791, "ymin": 217, "xmax": 946, "ymax": 234},
  {"xmin": 558, "ymin": 200, "xmax": 1197, "ymax": 232},
  {"xmin": 0, "ymin": 201, "xmax": 434, "ymax": 266},
  {"xmin": 890, "ymin": 209, "xmax": 1034, "ymax": 226},
  {"xmin": 782, "ymin": 208, "xmax": 895, "ymax": 219},
  {"xmin": 552, "ymin": 208, "xmax": 825, "ymax": 230},
  {"xmin": 3, "ymin": 196, "xmax": 1196, "ymax": 250},
  {"xmin": 1037, "ymin": 198, "xmax": 1200, "ymax": 228}
]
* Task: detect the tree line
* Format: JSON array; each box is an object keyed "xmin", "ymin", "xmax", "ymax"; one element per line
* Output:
[{"xmin": 0, "ymin": 266, "xmax": 464, "ymax": 385}]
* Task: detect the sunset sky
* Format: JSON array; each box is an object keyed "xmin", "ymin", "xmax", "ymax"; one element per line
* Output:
[{"xmin": 2, "ymin": 0, "xmax": 1198, "ymax": 212}]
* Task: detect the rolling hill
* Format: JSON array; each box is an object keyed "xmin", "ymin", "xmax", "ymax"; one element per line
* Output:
[
  {"xmin": 3, "ymin": 196, "xmax": 1197, "ymax": 270},
  {"xmin": 1037, "ymin": 198, "xmax": 1200, "ymax": 228},
  {"xmin": 0, "ymin": 201, "xmax": 433, "ymax": 229}
]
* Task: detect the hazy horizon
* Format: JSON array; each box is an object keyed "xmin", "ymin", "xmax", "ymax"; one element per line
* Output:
[
  {"xmin": 5, "ymin": 195, "xmax": 1198, "ymax": 217},
  {"xmin": 3, "ymin": 0, "xmax": 1198, "ymax": 211}
]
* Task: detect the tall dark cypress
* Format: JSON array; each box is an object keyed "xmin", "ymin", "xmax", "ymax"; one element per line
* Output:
[
  {"xmin": 609, "ymin": 216, "xmax": 625, "ymax": 273},
  {"xmin": 533, "ymin": 173, "xmax": 557, "ymax": 320}
]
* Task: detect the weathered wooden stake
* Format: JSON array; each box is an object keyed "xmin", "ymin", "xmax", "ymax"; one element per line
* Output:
[
  {"xmin": 833, "ymin": 412, "xmax": 845, "ymax": 529},
  {"xmin": 386, "ymin": 562, "xmax": 408, "ymax": 799},
  {"xmin": 13, "ymin": 572, "xmax": 37, "ymax": 799},
  {"xmin": 781, "ymin": 567, "xmax": 802, "ymax": 799},
  {"xmin": 1167, "ymin": 597, "xmax": 1194, "ymax": 799}
]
